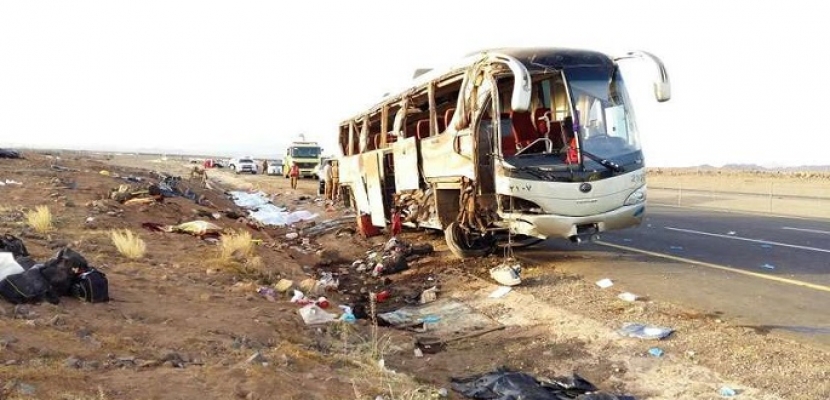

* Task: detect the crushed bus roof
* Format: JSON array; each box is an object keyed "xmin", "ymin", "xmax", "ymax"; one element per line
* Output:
[{"xmin": 340, "ymin": 47, "xmax": 614, "ymax": 125}]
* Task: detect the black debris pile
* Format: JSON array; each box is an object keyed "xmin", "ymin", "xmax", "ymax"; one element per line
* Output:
[{"xmin": 451, "ymin": 367, "xmax": 632, "ymax": 400}]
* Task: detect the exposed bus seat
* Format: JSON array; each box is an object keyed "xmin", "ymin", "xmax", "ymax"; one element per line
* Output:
[
  {"xmin": 498, "ymin": 114, "xmax": 517, "ymax": 157},
  {"xmin": 404, "ymin": 123, "xmax": 417, "ymax": 139},
  {"xmin": 510, "ymin": 111, "xmax": 541, "ymax": 150},
  {"xmin": 437, "ymin": 115, "xmax": 446, "ymax": 133},
  {"xmin": 416, "ymin": 119, "xmax": 431, "ymax": 139}
]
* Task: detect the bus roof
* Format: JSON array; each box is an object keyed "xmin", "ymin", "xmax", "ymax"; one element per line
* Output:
[{"xmin": 340, "ymin": 47, "xmax": 613, "ymax": 125}]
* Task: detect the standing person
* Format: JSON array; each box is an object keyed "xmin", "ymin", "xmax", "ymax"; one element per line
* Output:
[
  {"xmin": 322, "ymin": 160, "xmax": 334, "ymax": 201},
  {"xmin": 261, "ymin": 159, "xmax": 268, "ymax": 175},
  {"xmin": 289, "ymin": 162, "xmax": 300, "ymax": 189},
  {"xmin": 330, "ymin": 160, "xmax": 340, "ymax": 202}
]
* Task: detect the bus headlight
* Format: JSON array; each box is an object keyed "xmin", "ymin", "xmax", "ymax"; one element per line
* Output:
[{"xmin": 624, "ymin": 186, "xmax": 647, "ymax": 206}]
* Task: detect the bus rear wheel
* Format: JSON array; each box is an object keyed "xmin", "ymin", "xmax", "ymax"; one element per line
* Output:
[{"xmin": 444, "ymin": 221, "xmax": 495, "ymax": 259}]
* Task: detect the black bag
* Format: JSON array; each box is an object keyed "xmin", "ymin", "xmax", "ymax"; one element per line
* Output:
[
  {"xmin": 0, "ymin": 234, "xmax": 29, "ymax": 258},
  {"xmin": 71, "ymin": 268, "xmax": 109, "ymax": 303},
  {"xmin": 0, "ymin": 265, "xmax": 60, "ymax": 305}
]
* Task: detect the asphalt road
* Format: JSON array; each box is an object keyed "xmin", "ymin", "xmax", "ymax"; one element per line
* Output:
[{"xmin": 519, "ymin": 203, "xmax": 830, "ymax": 349}]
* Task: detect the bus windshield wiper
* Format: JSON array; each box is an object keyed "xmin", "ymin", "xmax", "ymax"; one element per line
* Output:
[{"xmin": 581, "ymin": 150, "xmax": 623, "ymax": 173}]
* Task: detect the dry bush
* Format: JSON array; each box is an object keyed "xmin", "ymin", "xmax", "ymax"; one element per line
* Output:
[
  {"xmin": 25, "ymin": 205, "xmax": 54, "ymax": 233},
  {"xmin": 219, "ymin": 229, "xmax": 254, "ymax": 262},
  {"xmin": 330, "ymin": 295, "xmax": 441, "ymax": 400},
  {"xmin": 110, "ymin": 229, "xmax": 146, "ymax": 259}
]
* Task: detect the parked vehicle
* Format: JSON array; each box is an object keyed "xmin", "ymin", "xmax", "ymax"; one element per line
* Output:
[
  {"xmin": 266, "ymin": 159, "xmax": 283, "ymax": 175},
  {"xmin": 336, "ymin": 47, "xmax": 670, "ymax": 258},
  {"xmin": 228, "ymin": 157, "xmax": 258, "ymax": 174},
  {"xmin": 282, "ymin": 141, "xmax": 322, "ymax": 178}
]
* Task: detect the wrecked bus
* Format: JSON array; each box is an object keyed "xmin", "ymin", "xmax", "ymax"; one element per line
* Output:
[{"xmin": 337, "ymin": 48, "xmax": 670, "ymax": 258}]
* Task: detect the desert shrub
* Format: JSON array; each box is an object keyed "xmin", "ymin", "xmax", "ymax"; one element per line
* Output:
[
  {"xmin": 25, "ymin": 205, "xmax": 54, "ymax": 233},
  {"xmin": 219, "ymin": 229, "xmax": 254, "ymax": 262},
  {"xmin": 110, "ymin": 229, "xmax": 146, "ymax": 259}
]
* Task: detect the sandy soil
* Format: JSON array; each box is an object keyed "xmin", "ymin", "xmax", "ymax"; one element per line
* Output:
[{"xmin": 1, "ymin": 153, "xmax": 828, "ymax": 399}]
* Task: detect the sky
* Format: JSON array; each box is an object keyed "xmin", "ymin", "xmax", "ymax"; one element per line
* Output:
[{"xmin": 1, "ymin": 0, "xmax": 828, "ymax": 167}]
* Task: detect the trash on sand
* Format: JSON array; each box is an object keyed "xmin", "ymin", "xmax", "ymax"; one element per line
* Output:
[
  {"xmin": 290, "ymin": 290, "xmax": 311, "ymax": 304},
  {"xmin": 489, "ymin": 262, "xmax": 521, "ymax": 286},
  {"xmin": 420, "ymin": 286, "xmax": 438, "ymax": 304},
  {"xmin": 488, "ymin": 286, "xmax": 513, "ymax": 298},
  {"xmin": 760, "ymin": 263, "xmax": 775, "ymax": 270},
  {"xmin": 618, "ymin": 292, "xmax": 639, "ymax": 302},
  {"xmin": 727, "ymin": 231, "xmax": 736, "ymax": 235},
  {"xmin": 719, "ymin": 386, "xmax": 737, "ymax": 397},
  {"xmin": 273, "ymin": 279, "xmax": 293, "ymax": 292},
  {"xmin": 316, "ymin": 272, "xmax": 339, "ymax": 292},
  {"xmin": 759, "ymin": 244, "xmax": 773, "ymax": 249},
  {"xmin": 451, "ymin": 367, "xmax": 618, "ymax": 400},
  {"xmin": 618, "ymin": 323, "xmax": 674, "ymax": 340},
  {"xmin": 298, "ymin": 304, "xmax": 337, "ymax": 325},
  {"xmin": 171, "ymin": 220, "xmax": 223, "ymax": 236},
  {"xmin": 596, "ymin": 278, "xmax": 614, "ymax": 289},
  {"xmin": 228, "ymin": 190, "xmax": 318, "ymax": 227},
  {"xmin": 379, "ymin": 299, "xmax": 503, "ymax": 341},
  {"xmin": 648, "ymin": 347, "xmax": 664, "ymax": 357},
  {"xmin": 285, "ymin": 232, "xmax": 299, "ymax": 240},
  {"xmin": 257, "ymin": 286, "xmax": 276, "ymax": 301},
  {"xmin": 414, "ymin": 347, "xmax": 424, "ymax": 358}
]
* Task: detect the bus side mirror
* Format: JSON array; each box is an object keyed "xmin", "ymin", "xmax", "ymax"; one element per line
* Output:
[{"xmin": 615, "ymin": 50, "xmax": 671, "ymax": 102}]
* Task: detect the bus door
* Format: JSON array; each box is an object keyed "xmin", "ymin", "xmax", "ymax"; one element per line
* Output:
[{"xmin": 473, "ymin": 92, "xmax": 497, "ymax": 196}]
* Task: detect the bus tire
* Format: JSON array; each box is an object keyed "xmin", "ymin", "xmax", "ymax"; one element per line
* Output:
[{"xmin": 444, "ymin": 221, "xmax": 495, "ymax": 259}]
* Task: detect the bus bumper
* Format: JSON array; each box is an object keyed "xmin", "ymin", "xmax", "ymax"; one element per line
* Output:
[{"xmin": 501, "ymin": 203, "xmax": 646, "ymax": 240}]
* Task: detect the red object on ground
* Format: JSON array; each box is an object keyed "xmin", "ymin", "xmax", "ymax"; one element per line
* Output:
[
  {"xmin": 375, "ymin": 290, "xmax": 390, "ymax": 303},
  {"xmin": 316, "ymin": 297, "xmax": 330, "ymax": 309},
  {"xmin": 358, "ymin": 214, "xmax": 380, "ymax": 237},
  {"xmin": 390, "ymin": 211, "xmax": 402, "ymax": 236}
]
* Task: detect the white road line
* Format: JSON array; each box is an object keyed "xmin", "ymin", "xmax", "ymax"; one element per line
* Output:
[
  {"xmin": 664, "ymin": 226, "xmax": 830, "ymax": 254},
  {"xmin": 782, "ymin": 227, "xmax": 830, "ymax": 235},
  {"xmin": 597, "ymin": 241, "xmax": 830, "ymax": 293}
]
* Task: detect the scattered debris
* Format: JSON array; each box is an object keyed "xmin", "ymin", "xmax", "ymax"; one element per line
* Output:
[
  {"xmin": 379, "ymin": 298, "xmax": 503, "ymax": 342},
  {"xmin": 420, "ymin": 286, "xmax": 438, "ymax": 304},
  {"xmin": 488, "ymin": 286, "xmax": 513, "ymax": 299},
  {"xmin": 719, "ymin": 386, "xmax": 737, "ymax": 397},
  {"xmin": 451, "ymin": 367, "xmax": 621, "ymax": 400},
  {"xmin": 618, "ymin": 323, "xmax": 674, "ymax": 340},
  {"xmin": 228, "ymin": 190, "xmax": 318, "ymax": 226},
  {"xmin": 617, "ymin": 292, "xmax": 639, "ymax": 302},
  {"xmin": 489, "ymin": 262, "xmax": 521, "ymax": 286},
  {"xmin": 648, "ymin": 347, "xmax": 664, "ymax": 357},
  {"xmin": 298, "ymin": 304, "xmax": 337, "ymax": 325},
  {"xmin": 596, "ymin": 278, "xmax": 614, "ymax": 289},
  {"xmin": 760, "ymin": 263, "xmax": 775, "ymax": 270}
]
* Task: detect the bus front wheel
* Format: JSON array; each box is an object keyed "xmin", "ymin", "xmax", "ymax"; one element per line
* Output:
[{"xmin": 444, "ymin": 221, "xmax": 495, "ymax": 259}]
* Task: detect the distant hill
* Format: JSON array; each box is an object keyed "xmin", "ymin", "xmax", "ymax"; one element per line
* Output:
[{"xmin": 721, "ymin": 164, "xmax": 830, "ymax": 173}]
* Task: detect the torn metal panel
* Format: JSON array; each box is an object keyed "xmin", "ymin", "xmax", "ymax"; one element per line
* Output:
[
  {"xmin": 420, "ymin": 133, "xmax": 474, "ymax": 180},
  {"xmin": 392, "ymin": 137, "xmax": 420, "ymax": 191},
  {"xmin": 362, "ymin": 152, "xmax": 386, "ymax": 227},
  {"xmin": 337, "ymin": 154, "xmax": 360, "ymax": 185}
]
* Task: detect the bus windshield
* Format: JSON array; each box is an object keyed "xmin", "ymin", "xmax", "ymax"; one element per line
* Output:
[
  {"xmin": 567, "ymin": 67, "xmax": 641, "ymax": 163},
  {"xmin": 291, "ymin": 147, "xmax": 321, "ymax": 158}
]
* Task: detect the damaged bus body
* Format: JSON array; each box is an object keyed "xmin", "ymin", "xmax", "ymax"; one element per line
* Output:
[{"xmin": 338, "ymin": 47, "xmax": 670, "ymax": 258}]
